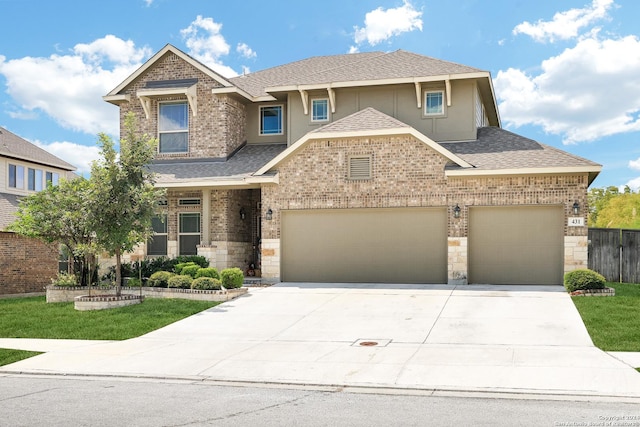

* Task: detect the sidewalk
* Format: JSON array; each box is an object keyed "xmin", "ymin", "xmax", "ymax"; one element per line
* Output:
[{"xmin": 2, "ymin": 284, "xmax": 640, "ymax": 400}]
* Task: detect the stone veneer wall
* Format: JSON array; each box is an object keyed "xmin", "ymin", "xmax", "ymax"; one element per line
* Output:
[
  {"xmin": 118, "ymin": 51, "xmax": 246, "ymax": 160},
  {"xmin": 0, "ymin": 232, "xmax": 58, "ymax": 295},
  {"xmin": 260, "ymin": 134, "xmax": 590, "ymax": 281}
]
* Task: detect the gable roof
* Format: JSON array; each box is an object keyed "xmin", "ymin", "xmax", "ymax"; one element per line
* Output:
[
  {"xmin": 441, "ymin": 127, "xmax": 602, "ymax": 183},
  {"xmin": 230, "ymin": 50, "xmax": 486, "ymax": 98},
  {"xmin": 104, "ymin": 44, "xmax": 233, "ymax": 102},
  {"xmin": 255, "ymin": 108, "xmax": 473, "ymax": 175},
  {"xmin": 0, "ymin": 127, "xmax": 76, "ymax": 171}
]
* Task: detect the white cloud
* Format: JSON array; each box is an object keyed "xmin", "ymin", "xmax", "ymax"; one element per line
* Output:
[
  {"xmin": 236, "ymin": 43, "xmax": 256, "ymax": 59},
  {"xmin": 33, "ymin": 140, "xmax": 101, "ymax": 175},
  {"xmin": 180, "ymin": 15, "xmax": 238, "ymax": 77},
  {"xmin": 494, "ymin": 35, "xmax": 640, "ymax": 144},
  {"xmin": 144, "ymin": 0, "xmax": 153, "ymax": 6},
  {"xmin": 0, "ymin": 36, "xmax": 151, "ymax": 136},
  {"xmin": 352, "ymin": 1, "xmax": 422, "ymax": 48},
  {"xmin": 625, "ymin": 177, "xmax": 640, "ymax": 191},
  {"xmin": 629, "ymin": 158, "xmax": 640, "ymax": 171},
  {"xmin": 513, "ymin": 0, "xmax": 614, "ymax": 43}
]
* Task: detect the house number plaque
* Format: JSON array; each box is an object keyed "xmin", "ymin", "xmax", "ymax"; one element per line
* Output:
[{"xmin": 568, "ymin": 217, "xmax": 584, "ymax": 227}]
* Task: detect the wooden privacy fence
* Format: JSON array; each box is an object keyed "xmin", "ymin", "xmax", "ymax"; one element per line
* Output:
[{"xmin": 588, "ymin": 228, "xmax": 640, "ymax": 283}]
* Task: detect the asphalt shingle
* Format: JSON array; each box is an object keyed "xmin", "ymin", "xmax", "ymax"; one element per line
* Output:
[
  {"xmin": 310, "ymin": 107, "xmax": 410, "ymax": 134},
  {"xmin": 0, "ymin": 127, "xmax": 76, "ymax": 171}
]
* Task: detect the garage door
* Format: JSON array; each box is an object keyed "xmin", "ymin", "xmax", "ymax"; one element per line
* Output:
[
  {"xmin": 281, "ymin": 207, "xmax": 447, "ymax": 283},
  {"xmin": 469, "ymin": 206, "xmax": 564, "ymax": 285}
]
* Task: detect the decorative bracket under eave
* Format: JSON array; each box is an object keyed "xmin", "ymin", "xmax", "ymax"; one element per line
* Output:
[
  {"xmin": 139, "ymin": 96, "xmax": 152, "ymax": 119},
  {"xmin": 299, "ymin": 89, "xmax": 309, "ymax": 115},
  {"xmin": 136, "ymin": 84, "xmax": 198, "ymax": 119},
  {"xmin": 415, "ymin": 79, "xmax": 452, "ymax": 109},
  {"xmin": 327, "ymin": 87, "xmax": 336, "ymax": 113}
]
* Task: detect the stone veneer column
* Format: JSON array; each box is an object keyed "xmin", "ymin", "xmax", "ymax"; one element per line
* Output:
[
  {"xmin": 564, "ymin": 235, "xmax": 588, "ymax": 274},
  {"xmin": 197, "ymin": 244, "xmax": 217, "ymax": 268},
  {"xmin": 448, "ymin": 237, "xmax": 468, "ymax": 285},
  {"xmin": 260, "ymin": 239, "xmax": 280, "ymax": 282}
]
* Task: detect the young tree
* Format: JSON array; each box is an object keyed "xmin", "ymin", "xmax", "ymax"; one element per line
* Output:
[
  {"xmin": 8, "ymin": 177, "xmax": 96, "ymax": 285},
  {"xmin": 89, "ymin": 112, "xmax": 164, "ymax": 294},
  {"xmin": 594, "ymin": 193, "xmax": 640, "ymax": 229}
]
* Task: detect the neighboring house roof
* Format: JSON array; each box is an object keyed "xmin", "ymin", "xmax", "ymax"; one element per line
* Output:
[
  {"xmin": 230, "ymin": 50, "xmax": 484, "ymax": 98},
  {"xmin": 0, "ymin": 192, "xmax": 21, "ymax": 230},
  {"xmin": 441, "ymin": 127, "xmax": 601, "ymax": 183},
  {"xmin": 0, "ymin": 127, "xmax": 76, "ymax": 171},
  {"xmin": 151, "ymin": 143, "xmax": 287, "ymax": 187}
]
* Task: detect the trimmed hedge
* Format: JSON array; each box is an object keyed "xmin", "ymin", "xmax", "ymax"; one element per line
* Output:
[
  {"xmin": 174, "ymin": 262, "xmax": 198, "ymax": 275},
  {"xmin": 196, "ymin": 267, "xmax": 220, "ymax": 279},
  {"xmin": 564, "ymin": 269, "xmax": 606, "ymax": 292},
  {"xmin": 148, "ymin": 271, "xmax": 174, "ymax": 288},
  {"xmin": 192, "ymin": 277, "xmax": 223, "ymax": 290},
  {"xmin": 168, "ymin": 274, "xmax": 193, "ymax": 289},
  {"xmin": 180, "ymin": 265, "xmax": 200, "ymax": 278},
  {"xmin": 220, "ymin": 267, "xmax": 244, "ymax": 289}
]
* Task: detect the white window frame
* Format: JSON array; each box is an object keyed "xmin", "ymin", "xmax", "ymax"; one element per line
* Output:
[
  {"xmin": 311, "ymin": 98, "xmax": 329, "ymax": 122},
  {"xmin": 27, "ymin": 168, "xmax": 43, "ymax": 191},
  {"xmin": 178, "ymin": 198, "xmax": 201, "ymax": 206},
  {"xmin": 423, "ymin": 90, "xmax": 445, "ymax": 116},
  {"xmin": 46, "ymin": 171, "xmax": 60, "ymax": 186},
  {"xmin": 259, "ymin": 104, "xmax": 283, "ymax": 136},
  {"xmin": 158, "ymin": 101, "xmax": 189, "ymax": 153},
  {"xmin": 8, "ymin": 164, "xmax": 25, "ymax": 189}
]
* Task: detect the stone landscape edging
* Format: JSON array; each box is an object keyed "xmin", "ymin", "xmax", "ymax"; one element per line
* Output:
[{"xmin": 47, "ymin": 286, "xmax": 247, "ymax": 303}]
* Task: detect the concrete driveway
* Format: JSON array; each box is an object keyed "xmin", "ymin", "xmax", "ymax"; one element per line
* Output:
[{"xmin": 2, "ymin": 283, "xmax": 640, "ymax": 398}]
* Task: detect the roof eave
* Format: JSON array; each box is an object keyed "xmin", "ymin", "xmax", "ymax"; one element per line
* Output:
[
  {"xmin": 155, "ymin": 175, "xmax": 277, "ymax": 189},
  {"xmin": 211, "ymin": 86, "xmax": 276, "ymax": 102},
  {"xmin": 446, "ymin": 165, "xmax": 602, "ymax": 180}
]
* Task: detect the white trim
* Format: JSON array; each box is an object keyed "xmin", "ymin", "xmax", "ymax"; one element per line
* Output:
[
  {"xmin": 299, "ymin": 90, "xmax": 309, "ymax": 115},
  {"xmin": 414, "ymin": 82, "xmax": 422, "ymax": 109},
  {"xmin": 137, "ymin": 84, "xmax": 197, "ymax": 119},
  {"xmin": 310, "ymin": 98, "xmax": 330, "ymax": 123},
  {"xmin": 424, "ymin": 90, "xmax": 445, "ymax": 116},
  {"xmin": 158, "ymin": 101, "xmax": 189, "ymax": 154},
  {"xmin": 102, "ymin": 94, "xmax": 130, "ymax": 104},
  {"xmin": 259, "ymin": 104, "xmax": 284, "ymax": 136},
  {"xmin": 254, "ymin": 126, "xmax": 472, "ymax": 176},
  {"xmin": 445, "ymin": 165, "xmax": 602, "ymax": 178},
  {"xmin": 155, "ymin": 175, "xmax": 278, "ymax": 189},
  {"xmin": 327, "ymin": 88, "xmax": 336, "ymax": 114},
  {"xmin": 445, "ymin": 79, "xmax": 452, "ymax": 107}
]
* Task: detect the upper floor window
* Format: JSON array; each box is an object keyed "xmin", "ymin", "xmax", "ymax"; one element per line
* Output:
[
  {"xmin": 46, "ymin": 172, "xmax": 59, "ymax": 186},
  {"xmin": 159, "ymin": 101, "xmax": 188, "ymax": 153},
  {"xmin": 28, "ymin": 168, "xmax": 43, "ymax": 191},
  {"xmin": 311, "ymin": 99, "xmax": 329, "ymax": 122},
  {"xmin": 424, "ymin": 90, "xmax": 444, "ymax": 116},
  {"xmin": 8, "ymin": 164, "xmax": 24, "ymax": 189},
  {"xmin": 260, "ymin": 105, "xmax": 283, "ymax": 135}
]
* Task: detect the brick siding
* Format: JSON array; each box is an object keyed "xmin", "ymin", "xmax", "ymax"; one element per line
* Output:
[{"xmin": 0, "ymin": 232, "xmax": 58, "ymax": 295}]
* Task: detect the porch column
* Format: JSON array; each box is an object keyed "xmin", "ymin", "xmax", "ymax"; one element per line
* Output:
[{"xmin": 202, "ymin": 189, "xmax": 211, "ymax": 245}]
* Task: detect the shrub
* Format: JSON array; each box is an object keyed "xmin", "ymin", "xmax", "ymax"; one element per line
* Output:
[
  {"xmin": 191, "ymin": 277, "xmax": 222, "ymax": 290},
  {"xmin": 564, "ymin": 269, "xmax": 606, "ymax": 292},
  {"xmin": 174, "ymin": 262, "xmax": 197, "ymax": 275},
  {"xmin": 220, "ymin": 267, "xmax": 244, "ymax": 289},
  {"xmin": 126, "ymin": 278, "xmax": 142, "ymax": 287},
  {"xmin": 51, "ymin": 272, "xmax": 78, "ymax": 287},
  {"xmin": 174, "ymin": 255, "xmax": 209, "ymax": 269},
  {"xmin": 168, "ymin": 274, "xmax": 193, "ymax": 289},
  {"xmin": 147, "ymin": 271, "xmax": 174, "ymax": 288},
  {"xmin": 180, "ymin": 265, "xmax": 200, "ymax": 278},
  {"xmin": 196, "ymin": 267, "xmax": 220, "ymax": 279}
]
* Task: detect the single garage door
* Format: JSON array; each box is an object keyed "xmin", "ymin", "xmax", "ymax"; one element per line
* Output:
[
  {"xmin": 469, "ymin": 206, "xmax": 564, "ymax": 285},
  {"xmin": 281, "ymin": 207, "xmax": 447, "ymax": 283}
]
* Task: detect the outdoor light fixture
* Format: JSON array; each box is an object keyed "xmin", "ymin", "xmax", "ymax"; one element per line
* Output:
[
  {"xmin": 453, "ymin": 204, "xmax": 461, "ymax": 219},
  {"xmin": 265, "ymin": 208, "xmax": 273, "ymax": 221},
  {"xmin": 572, "ymin": 201, "xmax": 580, "ymax": 215},
  {"xmin": 239, "ymin": 207, "xmax": 246, "ymax": 220}
]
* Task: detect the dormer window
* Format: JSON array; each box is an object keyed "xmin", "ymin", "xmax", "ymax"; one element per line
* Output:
[
  {"xmin": 424, "ymin": 90, "xmax": 444, "ymax": 116},
  {"xmin": 159, "ymin": 101, "xmax": 188, "ymax": 153},
  {"xmin": 311, "ymin": 98, "xmax": 329, "ymax": 122},
  {"xmin": 260, "ymin": 105, "xmax": 283, "ymax": 135}
]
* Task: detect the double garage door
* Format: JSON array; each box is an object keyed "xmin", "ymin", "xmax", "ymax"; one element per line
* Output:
[{"xmin": 280, "ymin": 206, "xmax": 564, "ymax": 285}]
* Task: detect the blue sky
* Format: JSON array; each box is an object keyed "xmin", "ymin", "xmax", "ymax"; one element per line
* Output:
[{"xmin": 1, "ymin": 0, "xmax": 639, "ymax": 189}]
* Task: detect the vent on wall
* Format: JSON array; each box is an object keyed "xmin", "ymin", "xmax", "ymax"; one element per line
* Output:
[
  {"xmin": 348, "ymin": 155, "xmax": 372, "ymax": 180},
  {"xmin": 179, "ymin": 198, "xmax": 201, "ymax": 206}
]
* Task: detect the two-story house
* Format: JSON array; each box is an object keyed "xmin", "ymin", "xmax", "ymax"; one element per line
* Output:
[
  {"xmin": 104, "ymin": 44, "xmax": 601, "ymax": 286},
  {"xmin": 0, "ymin": 127, "xmax": 77, "ymax": 295}
]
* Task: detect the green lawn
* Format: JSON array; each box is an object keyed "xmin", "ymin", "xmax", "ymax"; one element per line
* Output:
[
  {"xmin": 0, "ymin": 296, "xmax": 219, "ymax": 366},
  {"xmin": 571, "ymin": 282, "xmax": 640, "ymax": 351}
]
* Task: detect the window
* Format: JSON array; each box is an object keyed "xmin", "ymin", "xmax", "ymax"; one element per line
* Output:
[
  {"xmin": 8, "ymin": 164, "xmax": 24, "ymax": 189},
  {"xmin": 46, "ymin": 172, "xmax": 59, "ymax": 186},
  {"xmin": 178, "ymin": 198, "xmax": 201, "ymax": 206},
  {"xmin": 348, "ymin": 155, "xmax": 372, "ymax": 180},
  {"xmin": 424, "ymin": 90, "xmax": 444, "ymax": 116},
  {"xmin": 179, "ymin": 212, "xmax": 201, "ymax": 256},
  {"xmin": 159, "ymin": 102, "xmax": 188, "ymax": 153},
  {"xmin": 28, "ymin": 168, "xmax": 43, "ymax": 191},
  {"xmin": 311, "ymin": 99, "xmax": 329, "ymax": 122},
  {"xmin": 147, "ymin": 215, "xmax": 168, "ymax": 256},
  {"xmin": 259, "ymin": 105, "xmax": 283, "ymax": 135}
]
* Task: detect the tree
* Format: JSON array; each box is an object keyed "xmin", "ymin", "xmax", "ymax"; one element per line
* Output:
[
  {"xmin": 588, "ymin": 186, "xmax": 620, "ymax": 227},
  {"xmin": 8, "ymin": 177, "xmax": 96, "ymax": 286},
  {"xmin": 89, "ymin": 112, "xmax": 164, "ymax": 294},
  {"xmin": 594, "ymin": 193, "xmax": 640, "ymax": 229}
]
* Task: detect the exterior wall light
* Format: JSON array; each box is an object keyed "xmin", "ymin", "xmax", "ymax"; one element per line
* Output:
[
  {"xmin": 240, "ymin": 207, "xmax": 246, "ymax": 220},
  {"xmin": 453, "ymin": 204, "xmax": 461, "ymax": 219},
  {"xmin": 572, "ymin": 201, "xmax": 580, "ymax": 215},
  {"xmin": 265, "ymin": 208, "xmax": 273, "ymax": 221}
]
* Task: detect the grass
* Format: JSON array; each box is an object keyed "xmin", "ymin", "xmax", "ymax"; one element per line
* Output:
[
  {"xmin": 571, "ymin": 282, "xmax": 640, "ymax": 351},
  {"xmin": 0, "ymin": 296, "xmax": 219, "ymax": 366}
]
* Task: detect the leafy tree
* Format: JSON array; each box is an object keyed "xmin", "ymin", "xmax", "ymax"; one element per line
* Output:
[
  {"xmin": 8, "ymin": 177, "xmax": 96, "ymax": 286},
  {"xmin": 588, "ymin": 186, "xmax": 620, "ymax": 226},
  {"xmin": 89, "ymin": 112, "xmax": 164, "ymax": 294},
  {"xmin": 594, "ymin": 193, "xmax": 640, "ymax": 229}
]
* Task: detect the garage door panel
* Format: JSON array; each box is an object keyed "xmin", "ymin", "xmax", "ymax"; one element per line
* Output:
[
  {"xmin": 281, "ymin": 208, "xmax": 447, "ymax": 283},
  {"xmin": 469, "ymin": 206, "xmax": 563, "ymax": 285}
]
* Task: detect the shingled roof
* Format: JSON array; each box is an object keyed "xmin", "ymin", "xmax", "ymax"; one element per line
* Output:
[
  {"xmin": 229, "ymin": 50, "xmax": 485, "ymax": 98},
  {"xmin": 440, "ymin": 127, "xmax": 601, "ymax": 171},
  {"xmin": 310, "ymin": 107, "xmax": 411, "ymax": 134},
  {"xmin": 0, "ymin": 127, "xmax": 76, "ymax": 171}
]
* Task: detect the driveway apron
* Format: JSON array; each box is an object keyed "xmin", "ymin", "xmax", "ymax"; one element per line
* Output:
[{"xmin": 2, "ymin": 283, "xmax": 640, "ymax": 398}]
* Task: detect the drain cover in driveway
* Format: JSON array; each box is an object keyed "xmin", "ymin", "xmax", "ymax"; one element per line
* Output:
[{"xmin": 352, "ymin": 339, "xmax": 391, "ymax": 347}]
